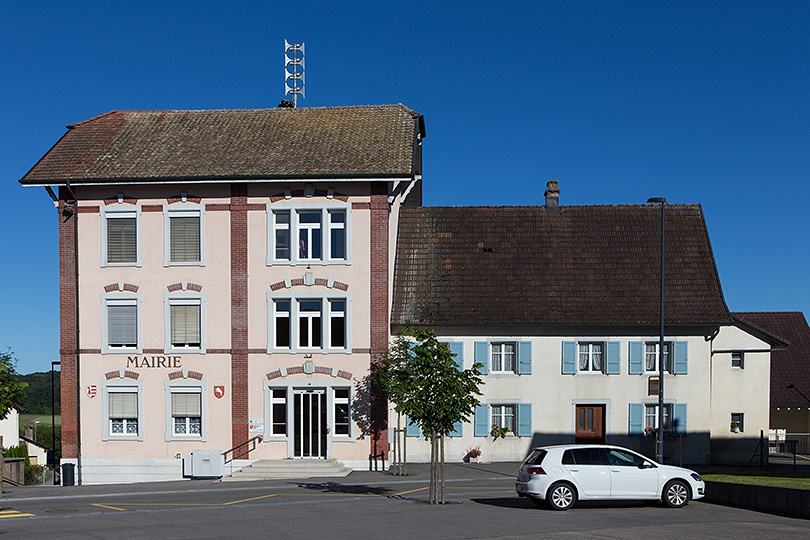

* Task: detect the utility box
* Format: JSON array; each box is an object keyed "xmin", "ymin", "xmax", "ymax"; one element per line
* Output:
[{"xmin": 182, "ymin": 450, "xmax": 224, "ymax": 479}]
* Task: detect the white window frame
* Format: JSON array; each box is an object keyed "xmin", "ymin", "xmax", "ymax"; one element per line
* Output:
[
  {"xmin": 164, "ymin": 381, "xmax": 206, "ymax": 441},
  {"xmin": 102, "ymin": 381, "xmax": 143, "ymax": 441},
  {"xmin": 731, "ymin": 412, "xmax": 745, "ymax": 433},
  {"xmin": 267, "ymin": 202, "xmax": 351, "ymax": 266},
  {"xmin": 731, "ymin": 351, "xmax": 744, "ymax": 369},
  {"xmin": 101, "ymin": 205, "xmax": 141, "ymax": 267},
  {"xmin": 163, "ymin": 204, "xmax": 205, "ymax": 266},
  {"xmin": 491, "ymin": 403, "xmax": 517, "ymax": 433},
  {"xmin": 262, "ymin": 381, "xmax": 356, "ymax": 445},
  {"xmin": 164, "ymin": 293, "xmax": 206, "ymax": 354},
  {"xmin": 644, "ymin": 403, "xmax": 672, "ymax": 432},
  {"xmin": 490, "ymin": 342, "xmax": 517, "ymax": 374},
  {"xmin": 268, "ymin": 386, "xmax": 289, "ymax": 437},
  {"xmin": 332, "ymin": 386, "xmax": 352, "ymax": 439},
  {"xmin": 644, "ymin": 341, "xmax": 672, "ymax": 374},
  {"xmin": 578, "ymin": 342, "xmax": 605, "ymax": 373},
  {"xmin": 267, "ymin": 291, "xmax": 351, "ymax": 354},
  {"xmin": 101, "ymin": 293, "xmax": 142, "ymax": 354}
]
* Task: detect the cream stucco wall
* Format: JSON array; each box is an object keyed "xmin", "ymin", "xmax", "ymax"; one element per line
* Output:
[
  {"xmin": 394, "ymin": 326, "xmax": 769, "ymax": 466},
  {"xmin": 710, "ymin": 325, "xmax": 772, "ymax": 462}
]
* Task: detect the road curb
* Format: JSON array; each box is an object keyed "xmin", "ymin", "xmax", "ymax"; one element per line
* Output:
[{"xmin": 704, "ymin": 480, "xmax": 810, "ymax": 519}]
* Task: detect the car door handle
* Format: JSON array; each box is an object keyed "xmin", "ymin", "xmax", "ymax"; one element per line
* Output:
[{"xmin": 610, "ymin": 469, "xmax": 620, "ymax": 472}]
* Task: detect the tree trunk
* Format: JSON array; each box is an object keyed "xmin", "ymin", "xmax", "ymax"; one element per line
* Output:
[
  {"xmin": 428, "ymin": 432, "xmax": 436, "ymax": 504},
  {"xmin": 440, "ymin": 433, "xmax": 445, "ymax": 504}
]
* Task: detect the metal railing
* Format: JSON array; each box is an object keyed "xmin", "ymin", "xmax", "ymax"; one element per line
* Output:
[{"xmin": 222, "ymin": 435, "xmax": 263, "ymax": 464}]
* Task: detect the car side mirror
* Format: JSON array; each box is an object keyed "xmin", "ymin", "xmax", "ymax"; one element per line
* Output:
[{"xmin": 639, "ymin": 461, "xmax": 656, "ymax": 469}]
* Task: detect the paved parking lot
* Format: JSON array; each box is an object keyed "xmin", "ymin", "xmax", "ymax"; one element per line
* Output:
[{"xmin": 1, "ymin": 462, "xmax": 809, "ymax": 539}]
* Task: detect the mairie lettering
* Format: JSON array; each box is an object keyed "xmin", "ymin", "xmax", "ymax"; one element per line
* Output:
[{"xmin": 126, "ymin": 356, "xmax": 182, "ymax": 368}]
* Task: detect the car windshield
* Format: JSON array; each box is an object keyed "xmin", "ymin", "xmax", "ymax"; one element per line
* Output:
[{"xmin": 522, "ymin": 449, "xmax": 547, "ymax": 465}]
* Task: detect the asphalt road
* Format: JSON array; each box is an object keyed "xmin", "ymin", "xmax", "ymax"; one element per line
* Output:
[{"xmin": 1, "ymin": 462, "xmax": 809, "ymax": 539}]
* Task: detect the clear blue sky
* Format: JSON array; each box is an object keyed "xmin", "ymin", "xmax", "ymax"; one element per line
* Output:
[{"xmin": 2, "ymin": 1, "xmax": 808, "ymax": 374}]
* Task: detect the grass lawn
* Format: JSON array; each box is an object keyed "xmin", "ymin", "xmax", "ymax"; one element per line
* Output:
[{"xmin": 702, "ymin": 470, "xmax": 810, "ymax": 490}]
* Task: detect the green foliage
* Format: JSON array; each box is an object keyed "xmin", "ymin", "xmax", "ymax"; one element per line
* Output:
[
  {"xmin": 377, "ymin": 327, "xmax": 484, "ymax": 439},
  {"xmin": 0, "ymin": 349, "xmax": 27, "ymax": 421},
  {"xmin": 5, "ymin": 444, "xmax": 29, "ymax": 459},
  {"xmin": 702, "ymin": 470, "xmax": 810, "ymax": 490},
  {"xmin": 18, "ymin": 371, "xmax": 61, "ymax": 415}
]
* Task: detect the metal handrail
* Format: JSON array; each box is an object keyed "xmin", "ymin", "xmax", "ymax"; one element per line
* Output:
[{"xmin": 222, "ymin": 435, "xmax": 263, "ymax": 464}]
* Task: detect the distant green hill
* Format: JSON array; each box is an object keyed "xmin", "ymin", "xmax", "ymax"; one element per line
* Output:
[{"xmin": 19, "ymin": 372, "xmax": 61, "ymax": 415}]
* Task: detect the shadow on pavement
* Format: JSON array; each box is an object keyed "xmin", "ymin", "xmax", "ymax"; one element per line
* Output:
[{"xmin": 293, "ymin": 481, "xmax": 392, "ymax": 496}]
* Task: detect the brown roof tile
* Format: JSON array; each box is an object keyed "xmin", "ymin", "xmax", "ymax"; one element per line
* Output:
[
  {"xmin": 20, "ymin": 105, "xmax": 424, "ymax": 185},
  {"xmin": 393, "ymin": 204, "xmax": 731, "ymax": 327},
  {"xmin": 732, "ymin": 312, "xmax": 810, "ymax": 408}
]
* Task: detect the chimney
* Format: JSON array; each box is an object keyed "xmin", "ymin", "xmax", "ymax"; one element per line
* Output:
[
  {"xmin": 545, "ymin": 179, "xmax": 560, "ymax": 212},
  {"xmin": 25, "ymin": 423, "xmax": 33, "ymax": 440}
]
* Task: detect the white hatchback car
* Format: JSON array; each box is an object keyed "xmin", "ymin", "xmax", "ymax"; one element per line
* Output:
[{"xmin": 515, "ymin": 444, "xmax": 705, "ymax": 510}]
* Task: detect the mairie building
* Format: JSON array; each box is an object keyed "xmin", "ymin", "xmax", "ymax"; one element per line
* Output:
[{"xmin": 20, "ymin": 104, "xmax": 783, "ymax": 484}]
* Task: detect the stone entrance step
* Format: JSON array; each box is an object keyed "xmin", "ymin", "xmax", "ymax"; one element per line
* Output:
[{"xmin": 222, "ymin": 459, "xmax": 351, "ymax": 482}]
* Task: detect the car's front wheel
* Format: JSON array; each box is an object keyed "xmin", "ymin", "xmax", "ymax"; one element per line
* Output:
[
  {"xmin": 662, "ymin": 480, "xmax": 690, "ymax": 508},
  {"xmin": 546, "ymin": 482, "xmax": 577, "ymax": 511}
]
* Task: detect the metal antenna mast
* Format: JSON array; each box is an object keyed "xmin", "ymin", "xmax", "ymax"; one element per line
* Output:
[{"xmin": 284, "ymin": 40, "xmax": 305, "ymax": 107}]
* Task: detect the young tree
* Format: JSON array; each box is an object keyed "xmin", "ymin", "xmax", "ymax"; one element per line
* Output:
[
  {"xmin": 376, "ymin": 328, "xmax": 483, "ymax": 504},
  {"xmin": 0, "ymin": 349, "xmax": 27, "ymax": 421}
]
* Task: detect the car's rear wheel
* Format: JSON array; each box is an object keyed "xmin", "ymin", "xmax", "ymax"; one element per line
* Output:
[
  {"xmin": 546, "ymin": 482, "xmax": 577, "ymax": 511},
  {"xmin": 662, "ymin": 480, "xmax": 690, "ymax": 508}
]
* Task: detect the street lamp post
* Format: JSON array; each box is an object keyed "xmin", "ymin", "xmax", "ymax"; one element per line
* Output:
[
  {"xmin": 34, "ymin": 421, "xmax": 41, "ymax": 443},
  {"xmin": 647, "ymin": 197, "xmax": 667, "ymax": 463}
]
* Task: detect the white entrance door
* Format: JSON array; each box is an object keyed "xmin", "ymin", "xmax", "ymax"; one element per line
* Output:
[{"xmin": 293, "ymin": 389, "xmax": 327, "ymax": 458}]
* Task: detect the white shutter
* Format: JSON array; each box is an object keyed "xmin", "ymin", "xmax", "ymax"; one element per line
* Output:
[
  {"xmin": 107, "ymin": 216, "xmax": 137, "ymax": 263},
  {"xmin": 172, "ymin": 392, "xmax": 201, "ymax": 417},
  {"xmin": 170, "ymin": 216, "xmax": 201, "ymax": 262},
  {"xmin": 109, "ymin": 392, "xmax": 138, "ymax": 418}
]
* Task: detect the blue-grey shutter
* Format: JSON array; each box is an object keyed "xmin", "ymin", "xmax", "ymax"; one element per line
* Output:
[
  {"xmin": 449, "ymin": 341, "xmax": 464, "ymax": 370},
  {"xmin": 474, "ymin": 404, "xmax": 489, "ymax": 437},
  {"xmin": 406, "ymin": 416, "xmax": 421, "ymax": 437},
  {"xmin": 517, "ymin": 403, "xmax": 532, "ymax": 437},
  {"xmin": 562, "ymin": 341, "xmax": 577, "ymax": 375},
  {"xmin": 629, "ymin": 341, "xmax": 643, "ymax": 375},
  {"xmin": 628, "ymin": 403, "xmax": 644, "ymax": 436},
  {"xmin": 673, "ymin": 341, "xmax": 688, "ymax": 375},
  {"xmin": 518, "ymin": 341, "xmax": 532, "ymax": 375},
  {"xmin": 606, "ymin": 341, "xmax": 620, "ymax": 374},
  {"xmin": 449, "ymin": 420, "xmax": 463, "ymax": 437},
  {"xmin": 672, "ymin": 404, "xmax": 687, "ymax": 435},
  {"xmin": 474, "ymin": 341, "xmax": 489, "ymax": 375}
]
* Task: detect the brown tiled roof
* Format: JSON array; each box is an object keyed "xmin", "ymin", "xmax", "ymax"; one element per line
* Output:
[
  {"xmin": 732, "ymin": 312, "xmax": 810, "ymax": 408},
  {"xmin": 20, "ymin": 105, "xmax": 424, "ymax": 185},
  {"xmin": 393, "ymin": 204, "xmax": 731, "ymax": 327}
]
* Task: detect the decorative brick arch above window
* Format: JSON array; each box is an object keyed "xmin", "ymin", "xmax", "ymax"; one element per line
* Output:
[
  {"xmin": 104, "ymin": 282, "xmax": 140, "ymax": 293},
  {"xmin": 267, "ymin": 363, "xmax": 352, "ymax": 381},
  {"xmin": 103, "ymin": 194, "xmax": 138, "ymax": 205},
  {"xmin": 105, "ymin": 369, "xmax": 140, "ymax": 380},
  {"xmin": 269, "ymin": 274, "xmax": 348, "ymax": 291},
  {"xmin": 169, "ymin": 370, "xmax": 204, "ymax": 380},
  {"xmin": 269, "ymin": 188, "xmax": 349, "ymax": 203},
  {"xmin": 167, "ymin": 282, "xmax": 203, "ymax": 292},
  {"xmin": 167, "ymin": 193, "xmax": 202, "ymax": 204}
]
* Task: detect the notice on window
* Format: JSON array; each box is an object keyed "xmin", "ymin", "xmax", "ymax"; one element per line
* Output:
[{"xmin": 249, "ymin": 419, "xmax": 264, "ymax": 433}]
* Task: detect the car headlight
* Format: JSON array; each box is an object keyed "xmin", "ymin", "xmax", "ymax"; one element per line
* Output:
[{"xmin": 691, "ymin": 473, "xmax": 702, "ymax": 482}]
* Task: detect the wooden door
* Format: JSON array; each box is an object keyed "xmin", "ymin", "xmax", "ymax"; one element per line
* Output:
[{"xmin": 575, "ymin": 405, "xmax": 605, "ymax": 444}]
